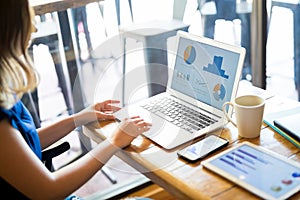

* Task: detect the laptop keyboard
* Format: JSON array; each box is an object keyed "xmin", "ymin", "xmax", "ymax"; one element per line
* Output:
[{"xmin": 141, "ymin": 97, "xmax": 219, "ymax": 133}]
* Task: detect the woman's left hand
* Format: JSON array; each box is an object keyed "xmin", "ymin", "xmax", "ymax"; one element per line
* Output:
[{"xmin": 74, "ymin": 100, "xmax": 121, "ymax": 126}]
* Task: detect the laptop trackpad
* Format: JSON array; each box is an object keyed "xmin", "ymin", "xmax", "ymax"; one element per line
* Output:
[
  {"xmin": 115, "ymin": 106, "xmax": 194, "ymax": 149},
  {"xmin": 114, "ymin": 105, "xmax": 168, "ymax": 134}
]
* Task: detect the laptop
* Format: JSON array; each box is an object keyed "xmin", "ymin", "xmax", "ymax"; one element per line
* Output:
[{"xmin": 115, "ymin": 31, "xmax": 246, "ymax": 149}]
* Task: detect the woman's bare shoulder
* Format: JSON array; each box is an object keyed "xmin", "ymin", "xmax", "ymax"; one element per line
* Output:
[
  {"xmin": 0, "ymin": 119, "xmax": 24, "ymax": 149},
  {"xmin": 0, "ymin": 118, "xmax": 15, "ymax": 135}
]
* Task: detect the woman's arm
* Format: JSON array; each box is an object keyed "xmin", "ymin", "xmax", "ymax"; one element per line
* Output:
[
  {"xmin": 37, "ymin": 115, "xmax": 77, "ymax": 149},
  {"xmin": 0, "ymin": 116, "xmax": 151, "ymax": 200},
  {"xmin": 38, "ymin": 100, "xmax": 121, "ymax": 149}
]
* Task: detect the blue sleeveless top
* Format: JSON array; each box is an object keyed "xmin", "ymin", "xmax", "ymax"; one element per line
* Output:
[
  {"xmin": 0, "ymin": 100, "xmax": 42, "ymax": 158},
  {"xmin": 0, "ymin": 100, "xmax": 42, "ymax": 199}
]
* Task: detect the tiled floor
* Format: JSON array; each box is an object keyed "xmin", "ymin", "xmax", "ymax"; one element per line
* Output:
[{"xmin": 36, "ymin": 3, "xmax": 299, "ymax": 200}]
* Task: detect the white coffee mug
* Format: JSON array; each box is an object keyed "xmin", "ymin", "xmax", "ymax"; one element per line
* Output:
[{"xmin": 222, "ymin": 95, "xmax": 265, "ymax": 138}]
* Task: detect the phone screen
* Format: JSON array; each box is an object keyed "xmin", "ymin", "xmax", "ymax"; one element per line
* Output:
[{"xmin": 177, "ymin": 135, "xmax": 229, "ymax": 162}]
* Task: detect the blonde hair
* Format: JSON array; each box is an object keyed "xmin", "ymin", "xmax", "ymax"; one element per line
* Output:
[{"xmin": 0, "ymin": 0, "xmax": 39, "ymax": 109}]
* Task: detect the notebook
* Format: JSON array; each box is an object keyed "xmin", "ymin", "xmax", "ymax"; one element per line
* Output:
[
  {"xmin": 263, "ymin": 106, "xmax": 300, "ymax": 148},
  {"xmin": 115, "ymin": 31, "xmax": 246, "ymax": 149},
  {"xmin": 273, "ymin": 113, "xmax": 300, "ymax": 142}
]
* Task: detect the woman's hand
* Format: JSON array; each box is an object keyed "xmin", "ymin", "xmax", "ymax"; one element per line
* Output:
[
  {"xmin": 109, "ymin": 116, "xmax": 152, "ymax": 148},
  {"xmin": 93, "ymin": 100, "xmax": 121, "ymax": 118},
  {"xmin": 74, "ymin": 100, "xmax": 121, "ymax": 126}
]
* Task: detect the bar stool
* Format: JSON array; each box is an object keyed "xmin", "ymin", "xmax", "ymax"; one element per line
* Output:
[
  {"xmin": 269, "ymin": 0, "xmax": 300, "ymax": 100},
  {"xmin": 115, "ymin": 0, "xmax": 190, "ymax": 105},
  {"xmin": 30, "ymin": 17, "xmax": 74, "ymax": 116}
]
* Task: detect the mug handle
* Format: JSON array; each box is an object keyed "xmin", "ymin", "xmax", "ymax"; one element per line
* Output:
[{"xmin": 222, "ymin": 101, "xmax": 237, "ymax": 127}]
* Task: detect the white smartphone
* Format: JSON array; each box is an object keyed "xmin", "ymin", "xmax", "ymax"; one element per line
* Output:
[{"xmin": 177, "ymin": 135, "xmax": 229, "ymax": 162}]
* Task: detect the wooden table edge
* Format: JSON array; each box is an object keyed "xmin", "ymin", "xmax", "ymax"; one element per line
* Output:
[{"xmin": 83, "ymin": 125, "xmax": 211, "ymax": 200}]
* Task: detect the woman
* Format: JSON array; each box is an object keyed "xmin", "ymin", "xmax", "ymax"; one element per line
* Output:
[{"xmin": 0, "ymin": 1, "xmax": 151, "ymax": 199}]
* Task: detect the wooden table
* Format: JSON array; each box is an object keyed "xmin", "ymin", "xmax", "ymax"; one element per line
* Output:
[
  {"xmin": 30, "ymin": 0, "xmax": 102, "ymax": 15},
  {"xmin": 83, "ymin": 81, "xmax": 300, "ymax": 199}
]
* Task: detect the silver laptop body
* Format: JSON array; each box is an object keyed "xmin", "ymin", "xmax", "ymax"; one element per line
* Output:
[{"xmin": 115, "ymin": 31, "xmax": 246, "ymax": 149}]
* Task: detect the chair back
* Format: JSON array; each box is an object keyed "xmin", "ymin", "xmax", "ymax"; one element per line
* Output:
[{"xmin": 115, "ymin": 0, "xmax": 189, "ymax": 26}]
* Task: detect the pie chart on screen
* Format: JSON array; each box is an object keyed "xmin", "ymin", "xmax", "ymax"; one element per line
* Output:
[
  {"xmin": 184, "ymin": 45, "xmax": 196, "ymax": 64},
  {"xmin": 213, "ymin": 83, "xmax": 226, "ymax": 101}
]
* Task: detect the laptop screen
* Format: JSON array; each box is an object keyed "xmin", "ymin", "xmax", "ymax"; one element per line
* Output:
[{"xmin": 171, "ymin": 36, "xmax": 242, "ymax": 110}]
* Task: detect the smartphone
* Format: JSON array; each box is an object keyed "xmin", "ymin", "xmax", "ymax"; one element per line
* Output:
[{"xmin": 177, "ymin": 135, "xmax": 229, "ymax": 162}]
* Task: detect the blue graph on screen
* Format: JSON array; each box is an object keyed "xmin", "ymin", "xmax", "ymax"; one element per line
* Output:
[{"xmin": 203, "ymin": 56, "xmax": 229, "ymax": 79}]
